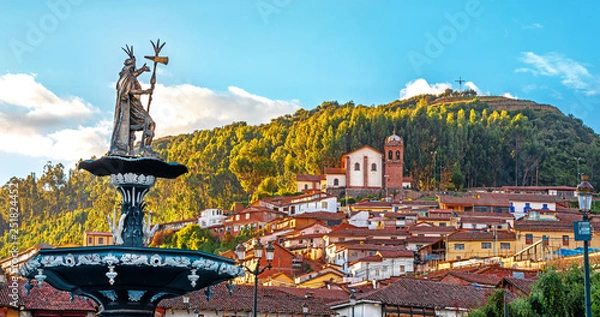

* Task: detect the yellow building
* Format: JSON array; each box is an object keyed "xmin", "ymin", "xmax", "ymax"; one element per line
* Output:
[
  {"xmin": 83, "ymin": 231, "xmax": 113, "ymax": 246},
  {"xmin": 513, "ymin": 211, "xmax": 600, "ymax": 261},
  {"xmin": 294, "ymin": 267, "xmax": 344, "ymax": 288},
  {"xmin": 446, "ymin": 231, "xmax": 516, "ymax": 261}
]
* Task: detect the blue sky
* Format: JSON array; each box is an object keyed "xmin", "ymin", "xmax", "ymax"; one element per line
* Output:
[{"xmin": 1, "ymin": 0, "xmax": 599, "ymax": 183}]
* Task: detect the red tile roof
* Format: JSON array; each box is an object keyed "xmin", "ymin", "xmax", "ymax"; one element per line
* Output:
[
  {"xmin": 378, "ymin": 250, "xmax": 415, "ymax": 258},
  {"xmin": 341, "ymin": 277, "xmax": 488, "ymax": 309},
  {"xmin": 159, "ymin": 283, "xmax": 339, "ymax": 315},
  {"xmin": 448, "ymin": 231, "xmax": 516, "ymax": 241},
  {"xmin": 500, "ymin": 277, "xmax": 537, "ymax": 295},
  {"xmin": 445, "ymin": 272, "xmax": 502, "ymax": 286},
  {"xmin": 324, "ymin": 167, "xmax": 345, "ymax": 174},
  {"xmin": 0, "ymin": 279, "xmax": 97, "ymax": 311},
  {"xmin": 293, "ymin": 211, "xmax": 346, "ymax": 220},
  {"xmin": 296, "ymin": 174, "xmax": 325, "ymax": 182}
]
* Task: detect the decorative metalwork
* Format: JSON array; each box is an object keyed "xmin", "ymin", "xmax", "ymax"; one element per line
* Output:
[
  {"xmin": 102, "ymin": 253, "xmax": 120, "ymax": 265},
  {"xmin": 204, "ymin": 286, "xmax": 213, "ymax": 301},
  {"xmin": 100, "ymin": 290, "xmax": 118, "ymax": 302},
  {"xmin": 24, "ymin": 280, "xmax": 33, "ymax": 296},
  {"xmin": 128, "ymin": 290, "xmax": 146, "ymax": 302},
  {"xmin": 121, "ymin": 254, "xmax": 149, "ymax": 265},
  {"xmin": 34, "ymin": 269, "xmax": 46, "ymax": 287},
  {"xmin": 149, "ymin": 254, "xmax": 163, "ymax": 267},
  {"xmin": 150, "ymin": 292, "xmax": 170, "ymax": 303},
  {"xmin": 188, "ymin": 269, "xmax": 199, "ymax": 287},
  {"xmin": 165, "ymin": 256, "xmax": 191, "ymax": 268},
  {"xmin": 77, "ymin": 254, "xmax": 102, "ymax": 265},
  {"xmin": 106, "ymin": 265, "xmax": 118, "ymax": 285},
  {"xmin": 110, "ymin": 173, "xmax": 157, "ymax": 186}
]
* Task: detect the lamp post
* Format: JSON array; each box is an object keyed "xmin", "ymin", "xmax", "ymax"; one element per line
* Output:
[
  {"xmin": 349, "ymin": 292, "xmax": 356, "ymax": 317},
  {"xmin": 576, "ymin": 157, "xmax": 582, "ymax": 184},
  {"xmin": 235, "ymin": 240, "xmax": 275, "ymax": 317},
  {"xmin": 431, "ymin": 150, "xmax": 437, "ymax": 191},
  {"xmin": 301, "ymin": 302, "xmax": 309, "ymax": 317},
  {"xmin": 576, "ymin": 175, "xmax": 594, "ymax": 317}
]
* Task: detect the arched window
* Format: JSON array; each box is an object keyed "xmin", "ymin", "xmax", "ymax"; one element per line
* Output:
[
  {"xmin": 388, "ymin": 151, "xmax": 393, "ymax": 160},
  {"xmin": 396, "ymin": 150, "xmax": 401, "ymax": 160},
  {"xmin": 371, "ymin": 163, "xmax": 377, "ymax": 171},
  {"xmin": 334, "ymin": 178, "xmax": 339, "ymax": 186},
  {"xmin": 354, "ymin": 162, "xmax": 360, "ymax": 171}
]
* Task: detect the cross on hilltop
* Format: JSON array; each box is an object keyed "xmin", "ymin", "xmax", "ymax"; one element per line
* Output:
[{"xmin": 455, "ymin": 77, "xmax": 467, "ymax": 92}]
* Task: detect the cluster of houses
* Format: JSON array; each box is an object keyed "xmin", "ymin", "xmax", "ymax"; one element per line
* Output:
[{"xmin": 1, "ymin": 134, "xmax": 598, "ymax": 316}]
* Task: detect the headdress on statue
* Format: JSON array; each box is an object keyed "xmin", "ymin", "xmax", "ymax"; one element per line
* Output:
[{"xmin": 121, "ymin": 44, "xmax": 136, "ymax": 66}]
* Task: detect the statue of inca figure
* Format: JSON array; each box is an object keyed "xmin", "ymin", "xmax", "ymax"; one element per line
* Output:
[{"xmin": 109, "ymin": 44, "xmax": 160, "ymax": 158}]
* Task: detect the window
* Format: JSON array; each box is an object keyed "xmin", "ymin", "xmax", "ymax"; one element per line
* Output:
[
  {"xmin": 235, "ymin": 215, "xmax": 240, "ymax": 220},
  {"xmin": 481, "ymin": 242, "xmax": 492, "ymax": 249},
  {"xmin": 399, "ymin": 265, "xmax": 405, "ymax": 272},
  {"xmin": 396, "ymin": 150, "xmax": 401, "ymax": 160},
  {"xmin": 98, "ymin": 237, "xmax": 104, "ymax": 245},
  {"xmin": 500, "ymin": 243, "xmax": 511, "ymax": 250},
  {"xmin": 371, "ymin": 163, "xmax": 377, "ymax": 171},
  {"xmin": 304, "ymin": 184, "xmax": 308, "ymax": 190},
  {"xmin": 454, "ymin": 244, "xmax": 465, "ymax": 250},
  {"xmin": 334, "ymin": 178, "xmax": 339, "ymax": 186},
  {"xmin": 245, "ymin": 213, "xmax": 250, "ymax": 219},
  {"xmin": 234, "ymin": 225, "xmax": 239, "ymax": 232},
  {"xmin": 388, "ymin": 150, "xmax": 393, "ymax": 160},
  {"xmin": 439, "ymin": 222, "xmax": 446, "ymax": 227},
  {"xmin": 321, "ymin": 202, "xmax": 328, "ymax": 209},
  {"xmin": 525, "ymin": 234, "xmax": 533, "ymax": 244},
  {"xmin": 563, "ymin": 235, "xmax": 569, "ymax": 246},
  {"xmin": 543, "ymin": 235, "xmax": 549, "ymax": 246},
  {"xmin": 88, "ymin": 237, "xmax": 92, "ymax": 245},
  {"xmin": 354, "ymin": 162, "xmax": 360, "ymax": 171}
]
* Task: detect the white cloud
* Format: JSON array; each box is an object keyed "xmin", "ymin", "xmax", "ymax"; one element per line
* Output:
[
  {"xmin": 0, "ymin": 73, "xmax": 302, "ymax": 165},
  {"xmin": 502, "ymin": 92, "xmax": 518, "ymax": 99},
  {"xmin": 150, "ymin": 84, "xmax": 302, "ymax": 137},
  {"xmin": 516, "ymin": 52, "xmax": 599, "ymax": 95},
  {"xmin": 464, "ymin": 81, "xmax": 485, "ymax": 95},
  {"xmin": 0, "ymin": 73, "xmax": 96, "ymax": 126},
  {"xmin": 399, "ymin": 78, "xmax": 452, "ymax": 100},
  {"xmin": 522, "ymin": 23, "xmax": 543, "ymax": 30}
]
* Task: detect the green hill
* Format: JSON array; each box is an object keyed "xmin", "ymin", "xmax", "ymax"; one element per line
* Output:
[{"xmin": 1, "ymin": 94, "xmax": 598, "ymax": 255}]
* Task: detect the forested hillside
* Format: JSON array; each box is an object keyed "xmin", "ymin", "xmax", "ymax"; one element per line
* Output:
[{"xmin": 1, "ymin": 94, "xmax": 599, "ymax": 256}]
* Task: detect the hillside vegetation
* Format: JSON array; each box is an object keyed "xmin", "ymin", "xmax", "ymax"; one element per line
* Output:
[{"xmin": 1, "ymin": 94, "xmax": 599, "ymax": 256}]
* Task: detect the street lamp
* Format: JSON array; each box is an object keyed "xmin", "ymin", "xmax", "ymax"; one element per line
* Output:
[
  {"xmin": 576, "ymin": 157, "xmax": 582, "ymax": 185},
  {"xmin": 431, "ymin": 150, "xmax": 437, "ymax": 191},
  {"xmin": 576, "ymin": 175, "xmax": 594, "ymax": 317},
  {"xmin": 349, "ymin": 292, "xmax": 356, "ymax": 317},
  {"xmin": 235, "ymin": 240, "xmax": 275, "ymax": 317},
  {"xmin": 301, "ymin": 302, "xmax": 309, "ymax": 317}
]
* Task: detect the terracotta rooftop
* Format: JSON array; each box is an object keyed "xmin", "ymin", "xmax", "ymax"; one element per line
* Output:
[
  {"xmin": 439, "ymin": 192, "xmax": 564, "ymax": 206},
  {"xmin": 0, "ymin": 279, "xmax": 97, "ymax": 311},
  {"xmin": 296, "ymin": 174, "xmax": 325, "ymax": 182},
  {"xmin": 378, "ymin": 250, "xmax": 415, "ymax": 258},
  {"xmin": 338, "ymin": 277, "xmax": 487, "ymax": 309},
  {"xmin": 500, "ymin": 276, "xmax": 537, "ymax": 295},
  {"xmin": 159, "ymin": 283, "xmax": 339, "ymax": 315},
  {"xmin": 448, "ymin": 231, "xmax": 516, "ymax": 241},
  {"xmin": 408, "ymin": 225, "xmax": 456, "ymax": 234},
  {"xmin": 293, "ymin": 211, "xmax": 346, "ymax": 220},
  {"xmin": 445, "ymin": 271, "xmax": 502, "ymax": 286},
  {"xmin": 324, "ymin": 167, "xmax": 345, "ymax": 174}
]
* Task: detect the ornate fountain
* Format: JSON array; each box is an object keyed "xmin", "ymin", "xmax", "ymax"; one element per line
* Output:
[{"xmin": 19, "ymin": 40, "xmax": 243, "ymax": 317}]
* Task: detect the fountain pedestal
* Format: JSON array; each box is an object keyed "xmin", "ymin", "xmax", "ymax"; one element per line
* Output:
[{"xmin": 20, "ymin": 156, "xmax": 243, "ymax": 317}]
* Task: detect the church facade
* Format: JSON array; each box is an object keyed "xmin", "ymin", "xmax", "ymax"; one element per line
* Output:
[{"xmin": 296, "ymin": 132, "xmax": 411, "ymax": 197}]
